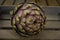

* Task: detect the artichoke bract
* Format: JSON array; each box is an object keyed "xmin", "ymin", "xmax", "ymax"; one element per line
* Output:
[{"xmin": 11, "ymin": 3, "xmax": 46, "ymax": 36}]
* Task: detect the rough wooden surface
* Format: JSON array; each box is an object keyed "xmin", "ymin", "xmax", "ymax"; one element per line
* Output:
[
  {"xmin": 57, "ymin": 0, "xmax": 60, "ymax": 6},
  {"xmin": 0, "ymin": 20, "xmax": 11, "ymax": 27},
  {"xmin": 0, "ymin": 20, "xmax": 60, "ymax": 29},
  {"xmin": 36, "ymin": 0, "xmax": 47, "ymax": 6},
  {"xmin": 26, "ymin": 0, "xmax": 36, "ymax": 3},
  {"xmin": 3, "ymin": 0, "xmax": 14, "ymax": 5},
  {"xmin": 0, "ymin": 30, "xmax": 60, "ymax": 40},
  {"xmin": 0, "ymin": 0, "xmax": 60, "ymax": 6},
  {"xmin": 46, "ymin": 0, "xmax": 59, "ymax": 6},
  {"xmin": 14, "ymin": 0, "xmax": 24, "ymax": 5}
]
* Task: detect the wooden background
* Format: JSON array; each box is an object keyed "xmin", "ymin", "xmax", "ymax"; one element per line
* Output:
[
  {"xmin": 0, "ymin": 0, "xmax": 60, "ymax": 40},
  {"xmin": 0, "ymin": 0, "xmax": 60, "ymax": 6}
]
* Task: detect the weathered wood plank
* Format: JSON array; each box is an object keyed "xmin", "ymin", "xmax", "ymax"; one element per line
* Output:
[
  {"xmin": 36, "ymin": 0, "xmax": 47, "ymax": 6},
  {"xmin": 0, "ymin": 20, "xmax": 11, "ymax": 27},
  {"xmin": 26, "ymin": 0, "xmax": 36, "ymax": 3},
  {"xmin": 0, "ymin": 30, "xmax": 20, "ymax": 39},
  {"xmin": 3, "ymin": 0, "xmax": 14, "ymax": 5},
  {"xmin": 0, "ymin": 20, "xmax": 60, "ymax": 28},
  {"xmin": 14, "ymin": 0, "xmax": 24, "ymax": 5},
  {"xmin": 0, "ymin": 14, "xmax": 10, "ymax": 20},
  {"xmin": 0, "ymin": 30, "xmax": 60, "ymax": 39},
  {"xmin": 57, "ymin": 0, "xmax": 60, "ymax": 6},
  {"xmin": 45, "ymin": 21, "xmax": 60, "ymax": 28},
  {"xmin": 47, "ymin": 0, "xmax": 59, "ymax": 6},
  {"xmin": 0, "ymin": 0, "xmax": 4, "ymax": 5},
  {"xmin": 44, "ymin": 7, "xmax": 60, "ymax": 20}
]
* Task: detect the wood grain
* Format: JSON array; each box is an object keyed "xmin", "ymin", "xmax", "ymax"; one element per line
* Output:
[
  {"xmin": 26, "ymin": 0, "xmax": 36, "ymax": 3},
  {"xmin": 0, "ymin": 0, "xmax": 60, "ymax": 6},
  {"xmin": 36, "ymin": 0, "xmax": 47, "ymax": 6},
  {"xmin": 57, "ymin": 0, "xmax": 60, "ymax": 6},
  {"xmin": 14, "ymin": 0, "xmax": 24, "ymax": 5},
  {"xmin": 0, "ymin": 20, "xmax": 60, "ymax": 28},
  {"xmin": 3, "ymin": 0, "xmax": 14, "ymax": 5},
  {"xmin": 46, "ymin": 0, "xmax": 59, "ymax": 6},
  {"xmin": 0, "ymin": 20, "xmax": 11, "ymax": 27},
  {"xmin": 0, "ymin": 30, "xmax": 60, "ymax": 39}
]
